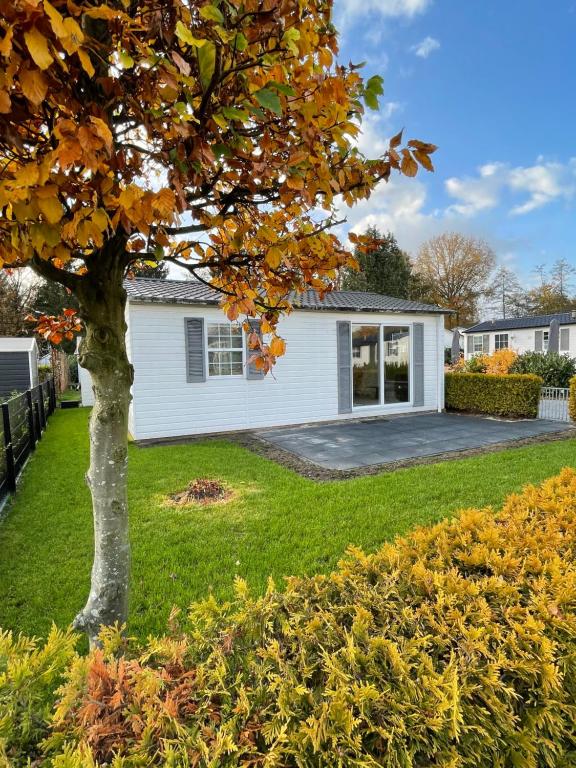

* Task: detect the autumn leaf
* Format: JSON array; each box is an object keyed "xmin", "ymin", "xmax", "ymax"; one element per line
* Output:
[
  {"xmin": 24, "ymin": 27, "xmax": 54, "ymax": 70},
  {"xmin": 199, "ymin": 5, "xmax": 224, "ymax": 23},
  {"xmin": 19, "ymin": 68, "xmax": 48, "ymax": 106},
  {"xmin": 197, "ymin": 40, "xmax": 216, "ymax": 89},
  {"xmin": 175, "ymin": 21, "xmax": 206, "ymax": 48},
  {"xmin": 400, "ymin": 149, "xmax": 418, "ymax": 177},
  {"xmin": 38, "ymin": 196, "xmax": 64, "ymax": 224},
  {"xmin": 413, "ymin": 149, "xmax": 434, "ymax": 172},
  {"xmin": 255, "ymin": 88, "xmax": 282, "ymax": 115}
]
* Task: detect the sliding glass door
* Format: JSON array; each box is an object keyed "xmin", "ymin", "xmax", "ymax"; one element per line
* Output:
[
  {"xmin": 352, "ymin": 324, "xmax": 411, "ymax": 407},
  {"xmin": 384, "ymin": 326, "xmax": 410, "ymax": 403},
  {"xmin": 352, "ymin": 325, "xmax": 380, "ymax": 406}
]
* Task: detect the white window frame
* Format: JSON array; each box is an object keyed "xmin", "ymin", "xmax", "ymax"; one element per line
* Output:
[
  {"xmin": 543, "ymin": 330, "xmax": 549, "ymax": 352},
  {"xmin": 494, "ymin": 333, "xmax": 509, "ymax": 350},
  {"xmin": 206, "ymin": 322, "xmax": 244, "ymax": 378},
  {"xmin": 473, "ymin": 335, "xmax": 484, "ymax": 354},
  {"xmin": 351, "ymin": 323, "xmax": 413, "ymax": 410}
]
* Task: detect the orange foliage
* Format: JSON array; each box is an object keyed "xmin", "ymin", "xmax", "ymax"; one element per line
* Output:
[
  {"xmin": 0, "ymin": 0, "xmax": 435, "ymax": 366},
  {"xmin": 482, "ymin": 348, "xmax": 518, "ymax": 375}
]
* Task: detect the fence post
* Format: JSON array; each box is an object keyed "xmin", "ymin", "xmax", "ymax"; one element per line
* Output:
[
  {"xmin": 50, "ymin": 377, "xmax": 57, "ymax": 413},
  {"xmin": 26, "ymin": 390, "xmax": 36, "ymax": 447},
  {"xmin": 1, "ymin": 403, "xmax": 16, "ymax": 493},
  {"xmin": 34, "ymin": 401, "xmax": 42, "ymax": 441},
  {"xmin": 38, "ymin": 383, "xmax": 46, "ymax": 432}
]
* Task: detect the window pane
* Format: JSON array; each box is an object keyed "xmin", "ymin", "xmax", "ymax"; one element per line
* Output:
[
  {"xmin": 384, "ymin": 326, "xmax": 409, "ymax": 404},
  {"xmin": 352, "ymin": 325, "xmax": 380, "ymax": 406}
]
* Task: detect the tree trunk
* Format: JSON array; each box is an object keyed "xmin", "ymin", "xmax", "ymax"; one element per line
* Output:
[{"xmin": 74, "ymin": 264, "xmax": 133, "ymax": 648}]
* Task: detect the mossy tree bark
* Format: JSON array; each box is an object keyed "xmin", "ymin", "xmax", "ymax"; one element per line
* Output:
[{"xmin": 71, "ymin": 247, "xmax": 133, "ymax": 648}]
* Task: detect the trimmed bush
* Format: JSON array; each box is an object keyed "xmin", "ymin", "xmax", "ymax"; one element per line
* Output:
[
  {"xmin": 569, "ymin": 375, "xmax": 576, "ymax": 422},
  {"xmin": 0, "ymin": 626, "xmax": 77, "ymax": 765},
  {"xmin": 510, "ymin": 351, "xmax": 576, "ymax": 388},
  {"xmin": 36, "ymin": 470, "xmax": 576, "ymax": 766},
  {"xmin": 445, "ymin": 371, "xmax": 542, "ymax": 418}
]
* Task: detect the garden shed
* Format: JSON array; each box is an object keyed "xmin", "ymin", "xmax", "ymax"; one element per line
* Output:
[{"xmin": 0, "ymin": 337, "xmax": 39, "ymax": 396}]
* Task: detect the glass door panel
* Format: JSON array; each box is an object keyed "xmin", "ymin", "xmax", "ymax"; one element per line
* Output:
[
  {"xmin": 384, "ymin": 326, "xmax": 410, "ymax": 403},
  {"xmin": 352, "ymin": 325, "xmax": 380, "ymax": 406}
]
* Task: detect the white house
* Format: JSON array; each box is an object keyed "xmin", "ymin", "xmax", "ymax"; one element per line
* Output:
[
  {"xmin": 80, "ymin": 279, "xmax": 450, "ymax": 441},
  {"xmin": 0, "ymin": 337, "xmax": 39, "ymax": 396},
  {"xmin": 462, "ymin": 311, "xmax": 576, "ymax": 359}
]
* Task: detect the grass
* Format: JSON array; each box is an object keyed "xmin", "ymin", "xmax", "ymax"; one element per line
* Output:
[
  {"xmin": 1, "ymin": 408, "xmax": 575, "ymax": 641},
  {"xmin": 57, "ymin": 386, "xmax": 81, "ymax": 402}
]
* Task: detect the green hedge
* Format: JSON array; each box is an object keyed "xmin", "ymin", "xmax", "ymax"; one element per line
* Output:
[
  {"xmin": 26, "ymin": 469, "xmax": 576, "ymax": 766},
  {"xmin": 569, "ymin": 375, "xmax": 576, "ymax": 422},
  {"xmin": 445, "ymin": 371, "xmax": 542, "ymax": 418},
  {"xmin": 510, "ymin": 351, "xmax": 576, "ymax": 388}
]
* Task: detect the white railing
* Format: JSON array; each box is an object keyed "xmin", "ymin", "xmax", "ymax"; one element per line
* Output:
[{"xmin": 538, "ymin": 387, "xmax": 570, "ymax": 422}]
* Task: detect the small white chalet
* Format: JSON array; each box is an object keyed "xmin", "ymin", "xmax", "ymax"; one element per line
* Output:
[
  {"xmin": 463, "ymin": 311, "xmax": 576, "ymax": 359},
  {"xmin": 80, "ymin": 278, "xmax": 450, "ymax": 441}
]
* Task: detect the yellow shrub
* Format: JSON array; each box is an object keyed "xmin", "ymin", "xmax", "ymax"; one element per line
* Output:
[
  {"xmin": 483, "ymin": 347, "xmax": 518, "ymax": 374},
  {"xmin": 46, "ymin": 470, "xmax": 576, "ymax": 767}
]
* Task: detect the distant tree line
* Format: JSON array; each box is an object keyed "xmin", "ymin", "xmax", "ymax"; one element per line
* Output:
[{"xmin": 341, "ymin": 227, "xmax": 576, "ymax": 329}]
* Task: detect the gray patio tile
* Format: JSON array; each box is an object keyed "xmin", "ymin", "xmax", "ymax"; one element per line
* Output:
[{"xmin": 256, "ymin": 413, "xmax": 574, "ymax": 470}]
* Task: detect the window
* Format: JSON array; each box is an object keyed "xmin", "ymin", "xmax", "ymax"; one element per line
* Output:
[
  {"xmin": 352, "ymin": 324, "xmax": 411, "ymax": 407},
  {"xmin": 560, "ymin": 327, "xmax": 570, "ymax": 352},
  {"xmin": 207, "ymin": 323, "xmax": 243, "ymax": 376},
  {"xmin": 384, "ymin": 326, "xmax": 410, "ymax": 404},
  {"xmin": 494, "ymin": 333, "xmax": 509, "ymax": 350},
  {"xmin": 352, "ymin": 325, "xmax": 379, "ymax": 406},
  {"xmin": 473, "ymin": 335, "xmax": 484, "ymax": 354},
  {"xmin": 543, "ymin": 330, "xmax": 549, "ymax": 352}
]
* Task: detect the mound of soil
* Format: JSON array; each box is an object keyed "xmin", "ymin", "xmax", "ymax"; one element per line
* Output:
[{"xmin": 169, "ymin": 478, "xmax": 230, "ymax": 506}]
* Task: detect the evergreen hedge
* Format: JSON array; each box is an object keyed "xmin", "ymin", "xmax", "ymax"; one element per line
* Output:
[
  {"xmin": 4, "ymin": 470, "xmax": 574, "ymax": 766},
  {"xmin": 510, "ymin": 351, "xmax": 576, "ymax": 388},
  {"xmin": 445, "ymin": 371, "xmax": 542, "ymax": 418}
]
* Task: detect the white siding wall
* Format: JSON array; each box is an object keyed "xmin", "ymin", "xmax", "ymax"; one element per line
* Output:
[
  {"xmin": 127, "ymin": 303, "xmax": 444, "ymax": 441},
  {"xmin": 78, "ymin": 360, "xmax": 94, "ymax": 406},
  {"xmin": 464, "ymin": 324, "xmax": 576, "ymax": 359}
]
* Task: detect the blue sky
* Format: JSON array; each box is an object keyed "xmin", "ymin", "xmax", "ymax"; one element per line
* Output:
[{"xmin": 333, "ymin": 0, "xmax": 576, "ymax": 286}]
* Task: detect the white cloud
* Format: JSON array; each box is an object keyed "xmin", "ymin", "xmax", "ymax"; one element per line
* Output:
[
  {"xmin": 410, "ymin": 36, "xmax": 440, "ymax": 58},
  {"xmin": 354, "ymin": 103, "xmax": 403, "ymax": 157},
  {"xmin": 337, "ymin": 0, "xmax": 431, "ymax": 22},
  {"xmin": 446, "ymin": 158, "xmax": 576, "ymax": 217}
]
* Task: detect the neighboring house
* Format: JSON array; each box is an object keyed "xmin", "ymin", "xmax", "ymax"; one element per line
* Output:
[
  {"xmin": 0, "ymin": 337, "xmax": 39, "ymax": 396},
  {"xmin": 79, "ymin": 279, "xmax": 450, "ymax": 441},
  {"xmin": 463, "ymin": 311, "xmax": 576, "ymax": 359}
]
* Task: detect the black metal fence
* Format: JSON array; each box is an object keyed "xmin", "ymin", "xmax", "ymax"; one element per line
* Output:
[{"xmin": 0, "ymin": 378, "xmax": 56, "ymax": 508}]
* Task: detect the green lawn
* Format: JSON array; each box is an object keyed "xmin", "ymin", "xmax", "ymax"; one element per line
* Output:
[{"xmin": 1, "ymin": 408, "xmax": 575, "ymax": 641}]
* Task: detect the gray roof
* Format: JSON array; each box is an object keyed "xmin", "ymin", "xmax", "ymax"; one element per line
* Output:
[
  {"xmin": 465, "ymin": 311, "xmax": 576, "ymax": 333},
  {"xmin": 124, "ymin": 278, "xmax": 449, "ymax": 315}
]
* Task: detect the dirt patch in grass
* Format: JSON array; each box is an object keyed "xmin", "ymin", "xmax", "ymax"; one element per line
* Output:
[{"xmin": 167, "ymin": 478, "xmax": 233, "ymax": 507}]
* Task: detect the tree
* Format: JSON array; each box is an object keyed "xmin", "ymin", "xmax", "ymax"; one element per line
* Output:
[
  {"xmin": 0, "ymin": 0, "xmax": 435, "ymax": 646},
  {"xmin": 486, "ymin": 266, "xmax": 529, "ymax": 319},
  {"xmin": 525, "ymin": 260, "xmax": 576, "ymax": 315},
  {"xmin": 129, "ymin": 259, "xmax": 169, "ymax": 279},
  {"xmin": 414, "ymin": 233, "xmax": 495, "ymax": 328},
  {"xmin": 340, "ymin": 227, "xmax": 413, "ymax": 298},
  {"xmin": 0, "ymin": 271, "xmax": 37, "ymax": 336},
  {"xmin": 550, "ymin": 258, "xmax": 575, "ymax": 310}
]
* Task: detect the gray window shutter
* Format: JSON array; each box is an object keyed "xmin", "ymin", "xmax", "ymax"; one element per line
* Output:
[
  {"xmin": 560, "ymin": 327, "xmax": 570, "ymax": 352},
  {"xmin": 185, "ymin": 318, "xmax": 205, "ymax": 382},
  {"xmin": 466, "ymin": 335, "xmax": 473, "ymax": 354},
  {"xmin": 413, "ymin": 322, "xmax": 424, "ymax": 407},
  {"xmin": 246, "ymin": 319, "xmax": 264, "ymax": 380},
  {"xmin": 535, "ymin": 330, "xmax": 543, "ymax": 352},
  {"xmin": 482, "ymin": 334, "xmax": 490, "ymax": 354},
  {"xmin": 337, "ymin": 321, "xmax": 352, "ymax": 413}
]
